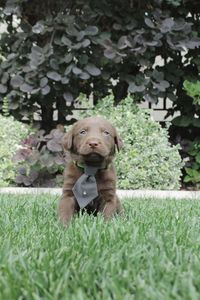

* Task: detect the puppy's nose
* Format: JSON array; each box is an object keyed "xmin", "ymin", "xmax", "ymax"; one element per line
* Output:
[{"xmin": 88, "ymin": 140, "xmax": 99, "ymax": 148}]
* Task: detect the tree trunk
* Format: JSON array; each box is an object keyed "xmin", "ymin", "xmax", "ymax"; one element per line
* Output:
[
  {"xmin": 41, "ymin": 104, "xmax": 54, "ymax": 133},
  {"xmin": 57, "ymin": 97, "xmax": 67, "ymax": 125}
]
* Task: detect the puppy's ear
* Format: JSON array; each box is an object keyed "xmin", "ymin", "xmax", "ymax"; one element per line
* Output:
[
  {"xmin": 62, "ymin": 129, "xmax": 73, "ymax": 151},
  {"xmin": 114, "ymin": 134, "xmax": 123, "ymax": 152}
]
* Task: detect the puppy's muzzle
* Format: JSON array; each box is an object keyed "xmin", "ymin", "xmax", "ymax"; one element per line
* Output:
[{"xmin": 87, "ymin": 138, "xmax": 102, "ymax": 150}]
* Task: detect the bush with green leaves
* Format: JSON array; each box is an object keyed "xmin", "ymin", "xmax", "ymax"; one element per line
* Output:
[
  {"xmin": 184, "ymin": 140, "xmax": 200, "ymax": 188},
  {"xmin": 13, "ymin": 94, "xmax": 183, "ymax": 189},
  {"xmin": 177, "ymin": 80, "xmax": 200, "ymax": 189},
  {"xmin": 169, "ymin": 58, "xmax": 200, "ymax": 188},
  {"xmin": 0, "ymin": 115, "xmax": 29, "ymax": 186},
  {"xmin": 80, "ymin": 94, "xmax": 183, "ymax": 190}
]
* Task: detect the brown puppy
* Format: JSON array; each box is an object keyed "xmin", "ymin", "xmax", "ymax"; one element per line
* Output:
[{"xmin": 58, "ymin": 116, "xmax": 123, "ymax": 224}]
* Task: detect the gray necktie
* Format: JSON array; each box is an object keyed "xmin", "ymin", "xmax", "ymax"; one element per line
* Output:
[{"xmin": 72, "ymin": 165, "xmax": 99, "ymax": 209}]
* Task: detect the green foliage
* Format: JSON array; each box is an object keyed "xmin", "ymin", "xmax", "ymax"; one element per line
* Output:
[
  {"xmin": 172, "ymin": 80, "xmax": 200, "ymax": 128},
  {"xmin": 13, "ymin": 94, "xmax": 183, "ymax": 189},
  {"xmin": 173, "ymin": 80, "xmax": 200, "ymax": 131},
  {"xmin": 170, "ymin": 56, "xmax": 200, "ymax": 186},
  {"xmin": 0, "ymin": 0, "xmax": 200, "ymax": 132},
  {"xmin": 175, "ymin": 80, "xmax": 200, "ymax": 188},
  {"xmin": 2, "ymin": 97, "xmax": 9, "ymax": 116},
  {"xmin": 184, "ymin": 80, "xmax": 200, "ymax": 106},
  {"xmin": 0, "ymin": 115, "xmax": 29, "ymax": 186},
  {"xmin": 80, "ymin": 94, "xmax": 183, "ymax": 190},
  {"xmin": 183, "ymin": 139, "xmax": 200, "ymax": 187},
  {"xmin": 1, "ymin": 194, "xmax": 200, "ymax": 299}
]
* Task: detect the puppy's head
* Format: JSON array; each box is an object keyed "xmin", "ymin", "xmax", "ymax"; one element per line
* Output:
[{"xmin": 63, "ymin": 117, "xmax": 122, "ymax": 165}]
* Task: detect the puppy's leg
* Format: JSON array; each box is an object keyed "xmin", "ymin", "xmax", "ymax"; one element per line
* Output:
[
  {"xmin": 116, "ymin": 195, "xmax": 123, "ymax": 214},
  {"xmin": 100, "ymin": 194, "xmax": 122, "ymax": 220},
  {"xmin": 58, "ymin": 193, "xmax": 76, "ymax": 225}
]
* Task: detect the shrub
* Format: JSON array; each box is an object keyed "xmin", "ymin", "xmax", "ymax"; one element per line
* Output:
[
  {"xmin": 184, "ymin": 140, "xmax": 200, "ymax": 188},
  {"xmin": 0, "ymin": 115, "xmax": 29, "ymax": 186},
  {"xmin": 80, "ymin": 94, "xmax": 183, "ymax": 190},
  {"xmin": 177, "ymin": 80, "xmax": 200, "ymax": 189},
  {"xmin": 13, "ymin": 94, "xmax": 183, "ymax": 190},
  {"xmin": 169, "ymin": 58, "xmax": 200, "ymax": 189},
  {"xmin": 13, "ymin": 126, "xmax": 66, "ymax": 187}
]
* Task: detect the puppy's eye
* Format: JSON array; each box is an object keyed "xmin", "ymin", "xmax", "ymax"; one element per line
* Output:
[
  {"xmin": 80, "ymin": 129, "xmax": 87, "ymax": 135},
  {"xmin": 103, "ymin": 130, "xmax": 110, "ymax": 136}
]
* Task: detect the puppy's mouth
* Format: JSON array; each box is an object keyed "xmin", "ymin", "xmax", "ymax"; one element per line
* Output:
[
  {"xmin": 83, "ymin": 153, "xmax": 104, "ymax": 163},
  {"xmin": 79, "ymin": 147, "xmax": 109, "ymax": 160}
]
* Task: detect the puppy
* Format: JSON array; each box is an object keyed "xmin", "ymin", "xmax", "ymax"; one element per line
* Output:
[{"xmin": 58, "ymin": 116, "xmax": 123, "ymax": 224}]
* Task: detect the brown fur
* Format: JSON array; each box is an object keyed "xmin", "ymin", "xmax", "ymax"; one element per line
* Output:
[{"xmin": 58, "ymin": 117, "xmax": 123, "ymax": 224}]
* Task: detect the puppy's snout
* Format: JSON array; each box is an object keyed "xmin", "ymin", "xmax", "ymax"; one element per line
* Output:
[{"xmin": 87, "ymin": 139, "xmax": 101, "ymax": 149}]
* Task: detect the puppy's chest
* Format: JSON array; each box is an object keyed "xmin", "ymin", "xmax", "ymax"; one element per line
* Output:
[
  {"xmin": 65, "ymin": 163, "xmax": 115, "ymax": 191},
  {"xmin": 85, "ymin": 195, "xmax": 102, "ymax": 214},
  {"xmin": 96, "ymin": 171, "xmax": 115, "ymax": 189}
]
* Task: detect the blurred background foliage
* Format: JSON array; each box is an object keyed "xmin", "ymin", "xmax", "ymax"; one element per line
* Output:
[{"xmin": 0, "ymin": 0, "xmax": 200, "ymax": 188}]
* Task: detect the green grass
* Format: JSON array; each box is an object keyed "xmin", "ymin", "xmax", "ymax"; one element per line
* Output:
[{"xmin": 0, "ymin": 194, "xmax": 200, "ymax": 300}]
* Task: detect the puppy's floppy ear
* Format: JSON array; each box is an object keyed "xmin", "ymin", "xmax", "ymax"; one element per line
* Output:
[
  {"xmin": 114, "ymin": 134, "xmax": 123, "ymax": 152},
  {"xmin": 62, "ymin": 129, "xmax": 73, "ymax": 151}
]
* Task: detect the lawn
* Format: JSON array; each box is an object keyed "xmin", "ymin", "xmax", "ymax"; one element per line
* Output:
[{"xmin": 0, "ymin": 194, "xmax": 200, "ymax": 300}]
